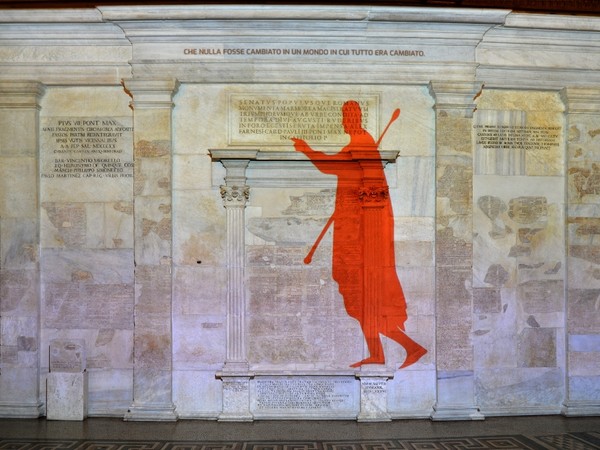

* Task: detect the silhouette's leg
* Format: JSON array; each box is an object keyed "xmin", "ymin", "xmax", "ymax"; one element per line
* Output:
[
  {"xmin": 384, "ymin": 324, "xmax": 427, "ymax": 369},
  {"xmin": 350, "ymin": 324, "xmax": 385, "ymax": 367}
]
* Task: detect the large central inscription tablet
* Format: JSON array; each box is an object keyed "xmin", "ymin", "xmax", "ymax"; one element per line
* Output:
[
  {"xmin": 228, "ymin": 93, "xmax": 379, "ymax": 146},
  {"xmin": 251, "ymin": 376, "xmax": 358, "ymax": 419}
]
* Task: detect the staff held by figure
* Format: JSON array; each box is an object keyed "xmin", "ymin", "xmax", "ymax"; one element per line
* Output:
[{"xmin": 302, "ymin": 107, "xmax": 401, "ymax": 264}]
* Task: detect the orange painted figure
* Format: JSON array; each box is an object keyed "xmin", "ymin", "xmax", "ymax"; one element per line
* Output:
[{"xmin": 292, "ymin": 100, "xmax": 426, "ymax": 369}]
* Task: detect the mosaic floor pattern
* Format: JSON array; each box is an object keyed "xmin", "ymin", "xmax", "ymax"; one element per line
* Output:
[{"xmin": 0, "ymin": 433, "xmax": 599, "ymax": 450}]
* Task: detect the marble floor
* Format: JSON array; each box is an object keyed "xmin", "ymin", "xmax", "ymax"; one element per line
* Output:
[{"xmin": 0, "ymin": 415, "xmax": 599, "ymax": 449}]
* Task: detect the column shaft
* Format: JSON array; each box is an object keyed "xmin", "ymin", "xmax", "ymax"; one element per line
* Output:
[
  {"xmin": 225, "ymin": 197, "xmax": 248, "ymax": 364},
  {"xmin": 429, "ymin": 81, "xmax": 484, "ymax": 421},
  {"xmin": 0, "ymin": 81, "xmax": 45, "ymax": 418},
  {"xmin": 560, "ymin": 87, "xmax": 600, "ymax": 417},
  {"xmin": 123, "ymin": 79, "xmax": 178, "ymax": 421}
]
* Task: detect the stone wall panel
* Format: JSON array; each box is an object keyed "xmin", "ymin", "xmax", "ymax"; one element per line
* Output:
[{"xmin": 2, "ymin": 6, "xmax": 600, "ymax": 420}]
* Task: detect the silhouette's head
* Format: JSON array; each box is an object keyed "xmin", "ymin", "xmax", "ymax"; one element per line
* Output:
[{"xmin": 342, "ymin": 100, "xmax": 364, "ymax": 135}]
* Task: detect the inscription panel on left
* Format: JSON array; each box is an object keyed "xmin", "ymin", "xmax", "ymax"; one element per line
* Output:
[{"xmin": 41, "ymin": 116, "xmax": 133, "ymax": 201}]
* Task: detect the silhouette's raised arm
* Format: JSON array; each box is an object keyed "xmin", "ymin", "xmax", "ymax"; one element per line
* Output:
[{"xmin": 291, "ymin": 137, "xmax": 351, "ymax": 175}]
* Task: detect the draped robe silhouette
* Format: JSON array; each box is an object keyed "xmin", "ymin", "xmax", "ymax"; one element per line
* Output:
[{"xmin": 292, "ymin": 100, "xmax": 426, "ymax": 369}]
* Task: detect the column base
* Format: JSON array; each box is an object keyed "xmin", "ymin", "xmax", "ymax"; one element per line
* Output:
[
  {"xmin": 562, "ymin": 401, "xmax": 600, "ymax": 417},
  {"xmin": 0, "ymin": 401, "xmax": 43, "ymax": 418},
  {"xmin": 357, "ymin": 413, "xmax": 392, "ymax": 422},
  {"xmin": 218, "ymin": 412, "xmax": 254, "ymax": 422},
  {"xmin": 124, "ymin": 403, "xmax": 178, "ymax": 421},
  {"xmin": 431, "ymin": 404, "xmax": 485, "ymax": 421}
]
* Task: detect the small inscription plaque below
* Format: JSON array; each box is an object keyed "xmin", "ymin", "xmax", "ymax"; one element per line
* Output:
[
  {"xmin": 252, "ymin": 376, "xmax": 357, "ymax": 418},
  {"xmin": 49, "ymin": 339, "xmax": 86, "ymax": 373}
]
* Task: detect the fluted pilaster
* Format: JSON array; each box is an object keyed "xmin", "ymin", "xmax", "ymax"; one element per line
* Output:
[
  {"xmin": 0, "ymin": 81, "xmax": 45, "ymax": 418},
  {"xmin": 123, "ymin": 78, "xmax": 178, "ymax": 422},
  {"xmin": 429, "ymin": 81, "xmax": 484, "ymax": 421},
  {"xmin": 560, "ymin": 87, "xmax": 600, "ymax": 417}
]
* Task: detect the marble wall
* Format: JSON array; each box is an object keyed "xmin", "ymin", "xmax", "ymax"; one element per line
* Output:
[{"xmin": 0, "ymin": 5, "xmax": 599, "ymax": 421}]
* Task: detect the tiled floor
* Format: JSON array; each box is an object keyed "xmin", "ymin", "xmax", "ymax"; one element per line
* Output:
[{"xmin": 0, "ymin": 415, "xmax": 599, "ymax": 448}]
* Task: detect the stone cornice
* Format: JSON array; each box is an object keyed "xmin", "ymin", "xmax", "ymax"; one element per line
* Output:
[
  {"xmin": 560, "ymin": 87, "xmax": 600, "ymax": 114},
  {"xmin": 0, "ymin": 21, "xmax": 132, "ymax": 85},
  {"xmin": 476, "ymin": 66, "xmax": 600, "ymax": 90},
  {"xmin": 1, "ymin": 6, "xmax": 600, "ymax": 88},
  {"xmin": 0, "ymin": 81, "xmax": 45, "ymax": 109},
  {"xmin": 0, "ymin": 8, "xmax": 103, "ymax": 23},
  {"xmin": 209, "ymin": 149, "xmax": 399, "ymax": 163},
  {"xmin": 99, "ymin": 6, "xmax": 509, "ymax": 24},
  {"xmin": 506, "ymin": 12, "xmax": 600, "ymax": 31},
  {"xmin": 3, "ymin": 0, "xmax": 600, "ymax": 16}
]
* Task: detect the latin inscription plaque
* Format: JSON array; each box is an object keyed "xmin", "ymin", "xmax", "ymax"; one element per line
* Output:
[
  {"xmin": 40, "ymin": 116, "xmax": 133, "ymax": 200},
  {"xmin": 475, "ymin": 124, "xmax": 560, "ymax": 152},
  {"xmin": 474, "ymin": 113, "xmax": 562, "ymax": 176},
  {"xmin": 252, "ymin": 376, "xmax": 357, "ymax": 418},
  {"xmin": 41, "ymin": 117, "xmax": 133, "ymax": 179},
  {"xmin": 229, "ymin": 94, "xmax": 379, "ymax": 146},
  {"xmin": 49, "ymin": 339, "xmax": 86, "ymax": 373}
]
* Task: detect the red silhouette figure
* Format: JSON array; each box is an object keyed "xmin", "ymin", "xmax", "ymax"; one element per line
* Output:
[{"xmin": 292, "ymin": 100, "xmax": 426, "ymax": 369}]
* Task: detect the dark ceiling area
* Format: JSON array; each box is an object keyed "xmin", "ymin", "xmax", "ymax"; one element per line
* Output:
[{"xmin": 0, "ymin": 0, "xmax": 599, "ymax": 15}]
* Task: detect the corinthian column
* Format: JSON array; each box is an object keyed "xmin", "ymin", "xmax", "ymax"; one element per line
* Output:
[{"xmin": 210, "ymin": 150, "xmax": 257, "ymax": 422}]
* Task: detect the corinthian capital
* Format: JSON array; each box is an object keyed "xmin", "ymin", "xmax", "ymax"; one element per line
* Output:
[
  {"xmin": 220, "ymin": 185, "xmax": 250, "ymax": 206},
  {"xmin": 358, "ymin": 186, "xmax": 389, "ymax": 203}
]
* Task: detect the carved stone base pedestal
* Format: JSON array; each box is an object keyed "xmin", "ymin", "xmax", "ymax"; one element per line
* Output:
[
  {"xmin": 217, "ymin": 374, "xmax": 253, "ymax": 422},
  {"xmin": 356, "ymin": 373, "xmax": 392, "ymax": 422},
  {"xmin": 46, "ymin": 372, "xmax": 88, "ymax": 421}
]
